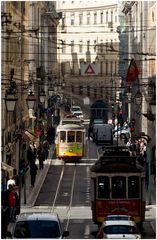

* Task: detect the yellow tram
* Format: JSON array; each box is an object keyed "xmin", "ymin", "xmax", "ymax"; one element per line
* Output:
[{"xmin": 55, "ymin": 123, "xmax": 86, "ymax": 161}]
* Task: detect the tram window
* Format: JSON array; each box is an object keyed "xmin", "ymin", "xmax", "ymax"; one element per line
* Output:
[
  {"xmin": 76, "ymin": 131, "xmax": 82, "ymax": 142},
  {"xmin": 60, "ymin": 131, "xmax": 66, "ymax": 143},
  {"xmin": 128, "ymin": 176, "xmax": 140, "ymax": 198},
  {"xmin": 112, "ymin": 176, "xmax": 126, "ymax": 199},
  {"xmin": 98, "ymin": 176, "xmax": 110, "ymax": 199},
  {"xmin": 67, "ymin": 131, "xmax": 75, "ymax": 142}
]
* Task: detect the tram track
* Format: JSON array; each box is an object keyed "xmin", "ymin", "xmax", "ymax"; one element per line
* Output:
[{"xmin": 48, "ymin": 162, "xmax": 77, "ymax": 231}]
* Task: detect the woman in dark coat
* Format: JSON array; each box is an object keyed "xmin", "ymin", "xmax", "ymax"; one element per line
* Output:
[
  {"xmin": 37, "ymin": 143, "xmax": 45, "ymax": 169},
  {"xmin": 30, "ymin": 163, "xmax": 38, "ymax": 187}
]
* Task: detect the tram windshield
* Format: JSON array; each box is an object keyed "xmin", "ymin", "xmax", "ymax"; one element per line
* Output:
[
  {"xmin": 67, "ymin": 131, "xmax": 75, "ymax": 142},
  {"xmin": 76, "ymin": 131, "xmax": 82, "ymax": 142},
  {"xmin": 112, "ymin": 176, "xmax": 126, "ymax": 199},
  {"xmin": 98, "ymin": 176, "xmax": 140, "ymax": 199},
  {"xmin": 60, "ymin": 131, "xmax": 66, "ymax": 143},
  {"xmin": 128, "ymin": 176, "xmax": 140, "ymax": 198}
]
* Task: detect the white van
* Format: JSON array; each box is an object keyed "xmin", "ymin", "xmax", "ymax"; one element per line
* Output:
[{"xmin": 93, "ymin": 124, "xmax": 113, "ymax": 145}]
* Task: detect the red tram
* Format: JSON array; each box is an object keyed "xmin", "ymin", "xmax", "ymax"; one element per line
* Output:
[{"xmin": 90, "ymin": 146, "xmax": 145, "ymax": 225}]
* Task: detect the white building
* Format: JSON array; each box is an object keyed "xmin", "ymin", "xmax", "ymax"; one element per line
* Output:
[{"xmin": 57, "ymin": 0, "xmax": 120, "ymax": 105}]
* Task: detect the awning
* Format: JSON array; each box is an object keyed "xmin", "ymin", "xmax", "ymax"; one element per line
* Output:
[
  {"xmin": 23, "ymin": 130, "xmax": 38, "ymax": 142},
  {"xmin": 1, "ymin": 162, "xmax": 14, "ymax": 178}
]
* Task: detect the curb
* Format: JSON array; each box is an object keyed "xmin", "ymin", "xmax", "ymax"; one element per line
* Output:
[
  {"xmin": 28, "ymin": 159, "xmax": 51, "ymax": 207},
  {"xmin": 150, "ymin": 221, "xmax": 156, "ymax": 235}
]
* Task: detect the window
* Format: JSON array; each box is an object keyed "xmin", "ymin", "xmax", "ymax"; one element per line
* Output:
[
  {"xmin": 79, "ymin": 86, "xmax": 83, "ymax": 95},
  {"xmin": 67, "ymin": 131, "xmax": 75, "ymax": 142},
  {"xmin": 115, "ymin": 61, "xmax": 117, "ymax": 75},
  {"xmin": 152, "ymin": 11, "xmax": 154, "ymax": 21},
  {"xmin": 87, "ymin": 40, "xmax": 90, "ymax": 51},
  {"xmin": 111, "ymin": 11, "xmax": 113, "ymax": 22},
  {"xmin": 94, "ymin": 40, "xmax": 97, "ymax": 52},
  {"xmin": 71, "ymin": 40, "xmax": 74, "ymax": 53},
  {"xmin": 106, "ymin": 62, "xmax": 108, "ymax": 75},
  {"xmin": 100, "ymin": 11, "xmax": 103, "ymax": 24},
  {"xmin": 128, "ymin": 176, "xmax": 140, "ymax": 198},
  {"xmin": 62, "ymin": 40, "xmax": 66, "ymax": 54},
  {"xmin": 87, "ymin": 12, "xmax": 90, "ymax": 24},
  {"xmin": 112, "ymin": 176, "xmax": 126, "ymax": 199},
  {"xmin": 106, "ymin": 40, "xmax": 108, "ymax": 52},
  {"xmin": 60, "ymin": 131, "xmax": 66, "ymax": 143},
  {"xmin": 79, "ymin": 13, "xmax": 83, "ymax": 25},
  {"xmin": 94, "ymin": 12, "xmax": 97, "ymax": 24},
  {"xmin": 76, "ymin": 131, "xmax": 82, "ymax": 142},
  {"xmin": 115, "ymin": 10, "xmax": 117, "ymax": 22},
  {"xmin": 87, "ymin": 86, "xmax": 90, "ymax": 96},
  {"xmin": 62, "ymin": 13, "xmax": 65, "ymax": 30},
  {"xmin": 94, "ymin": 88, "xmax": 97, "ymax": 97},
  {"xmin": 71, "ymin": 13, "xmax": 74, "ymax": 25},
  {"xmin": 100, "ymin": 40, "xmax": 103, "ymax": 52},
  {"xmin": 111, "ymin": 61, "xmax": 113, "ymax": 74},
  {"xmin": 98, "ymin": 176, "xmax": 110, "ymax": 198},
  {"xmin": 71, "ymin": 85, "xmax": 74, "ymax": 92},
  {"xmin": 79, "ymin": 40, "xmax": 83, "ymax": 53},
  {"xmin": 106, "ymin": 11, "xmax": 108, "ymax": 23},
  {"xmin": 100, "ymin": 86, "xmax": 103, "ymax": 97}
]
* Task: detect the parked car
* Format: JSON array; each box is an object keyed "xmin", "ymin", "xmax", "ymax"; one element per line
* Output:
[
  {"xmin": 97, "ymin": 219, "xmax": 141, "ymax": 239},
  {"xmin": 71, "ymin": 105, "xmax": 84, "ymax": 119},
  {"xmin": 71, "ymin": 105, "xmax": 81, "ymax": 113},
  {"xmin": 92, "ymin": 124, "xmax": 113, "ymax": 145},
  {"xmin": 113, "ymin": 126, "xmax": 131, "ymax": 140},
  {"xmin": 7, "ymin": 212, "xmax": 69, "ymax": 239}
]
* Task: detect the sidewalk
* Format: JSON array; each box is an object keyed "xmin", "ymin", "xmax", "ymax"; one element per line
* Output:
[
  {"xmin": 20, "ymin": 144, "xmax": 55, "ymax": 208},
  {"xmin": 146, "ymin": 174, "xmax": 156, "ymax": 235}
]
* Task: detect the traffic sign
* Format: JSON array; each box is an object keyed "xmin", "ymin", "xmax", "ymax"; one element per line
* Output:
[{"xmin": 80, "ymin": 62, "xmax": 98, "ymax": 75}]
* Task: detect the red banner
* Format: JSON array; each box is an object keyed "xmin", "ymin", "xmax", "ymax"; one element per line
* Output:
[{"xmin": 126, "ymin": 59, "xmax": 140, "ymax": 85}]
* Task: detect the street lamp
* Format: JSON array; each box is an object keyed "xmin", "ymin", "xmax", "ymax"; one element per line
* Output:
[
  {"xmin": 26, "ymin": 91, "xmax": 35, "ymax": 109},
  {"xmin": 39, "ymin": 89, "xmax": 46, "ymax": 103},
  {"xmin": 48, "ymin": 87, "xmax": 54, "ymax": 97},
  {"xmin": 134, "ymin": 89, "xmax": 142, "ymax": 106},
  {"xmin": 5, "ymin": 88, "xmax": 17, "ymax": 111}
]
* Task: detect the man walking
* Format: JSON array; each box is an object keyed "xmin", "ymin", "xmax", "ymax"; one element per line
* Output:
[{"xmin": 30, "ymin": 162, "xmax": 38, "ymax": 187}]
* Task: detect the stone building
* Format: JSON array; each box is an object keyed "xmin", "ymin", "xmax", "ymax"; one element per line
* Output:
[
  {"xmin": 56, "ymin": 0, "xmax": 120, "ymax": 109},
  {"xmin": 121, "ymin": 1, "xmax": 156, "ymax": 175},
  {"xmin": 1, "ymin": 1, "xmax": 59, "ymax": 180}
]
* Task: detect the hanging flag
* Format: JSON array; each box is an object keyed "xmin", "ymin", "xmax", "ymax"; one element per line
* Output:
[{"xmin": 126, "ymin": 59, "xmax": 140, "ymax": 85}]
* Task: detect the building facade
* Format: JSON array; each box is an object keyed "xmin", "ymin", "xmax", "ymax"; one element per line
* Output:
[
  {"xmin": 1, "ymin": 1, "xmax": 59, "ymax": 183},
  {"xmin": 57, "ymin": 0, "xmax": 120, "ymax": 109},
  {"xmin": 121, "ymin": 1, "xmax": 156, "ymax": 174}
]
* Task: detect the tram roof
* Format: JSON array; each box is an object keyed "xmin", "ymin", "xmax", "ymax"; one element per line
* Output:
[
  {"xmin": 90, "ymin": 156, "xmax": 144, "ymax": 173},
  {"xmin": 57, "ymin": 123, "xmax": 85, "ymax": 130}
]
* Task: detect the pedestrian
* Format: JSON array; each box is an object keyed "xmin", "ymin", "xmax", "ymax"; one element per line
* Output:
[
  {"xmin": 88, "ymin": 125, "xmax": 93, "ymax": 140},
  {"xmin": 37, "ymin": 143, "xmax": 45, "ymax": 169},
  {"xmin": 43, "ymin": 139, "xmax": 50, "ymax": 160},
  {"xmin": 1, "ymin": 190, "xmax": 10, "ymax": 238},
  {"xmin": 8, "ymin": 184, "xmax": 18, "ymax": 222},
  {"xmin": 27, "ymin": 145, "xmax": 35, "ymax": 165},
  {"xmin": 30, "ymin": 162, "xmax": 38, "ymax": 187}
]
